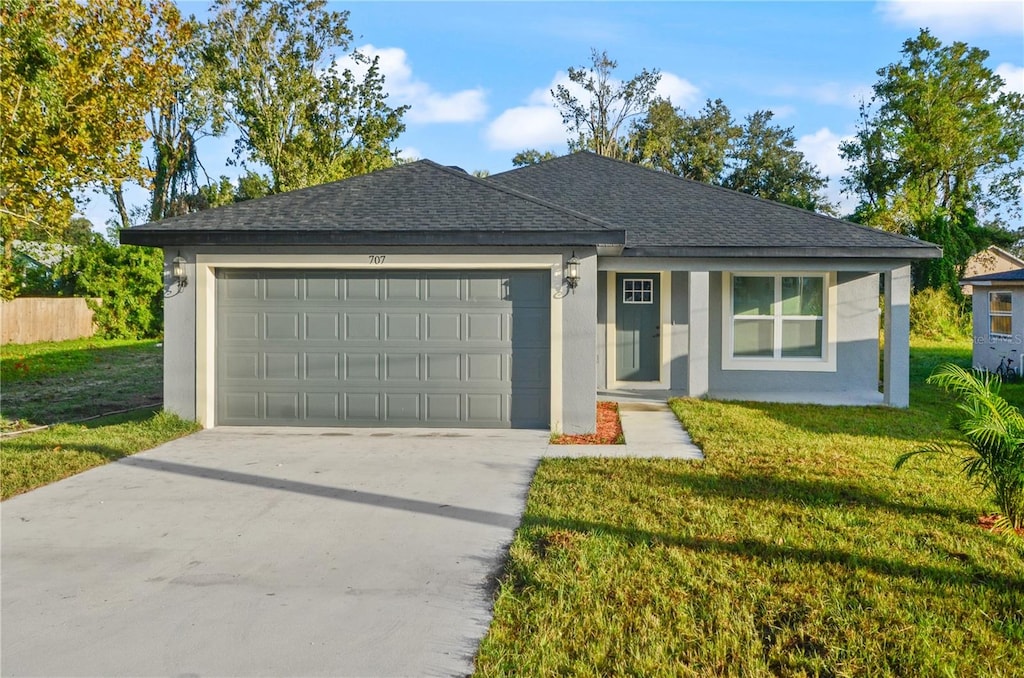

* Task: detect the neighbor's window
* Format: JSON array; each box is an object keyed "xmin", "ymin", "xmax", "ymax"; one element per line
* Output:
[
  {"xmin": 990, "ymin": 292, "xmax": 1012, "ymax": 337},
  {"xmin": 731, "ymin": 274, "xmax": 825, "ymax": 360}
]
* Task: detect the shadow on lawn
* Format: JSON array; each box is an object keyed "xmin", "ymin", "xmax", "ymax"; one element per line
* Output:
[
  {"xmin": 656, "ymin": 468, "xmax": 974, "ymax": 522},
  {"xmin": 523, "ymin": 513, "xmax": 1024, "ymax": 592}
]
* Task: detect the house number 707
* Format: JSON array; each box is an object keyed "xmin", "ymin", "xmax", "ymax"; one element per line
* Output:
[{"xmin": 368, "ymin": 255, "xmax": 386, "ymax": 264}]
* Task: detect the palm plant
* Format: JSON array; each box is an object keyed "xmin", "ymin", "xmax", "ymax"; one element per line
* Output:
[{"xmin": 896, "ymin": 363, "xmax": 1024, "ymax": 532}]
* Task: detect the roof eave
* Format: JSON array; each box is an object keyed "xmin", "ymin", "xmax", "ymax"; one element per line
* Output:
[
  {"xmin": 118, "ymin": 228, "xmax": 627, "ymax": 248},
  {"xmin": 618, "ymin": 245, "xmax": 942, "ymax": 260}
]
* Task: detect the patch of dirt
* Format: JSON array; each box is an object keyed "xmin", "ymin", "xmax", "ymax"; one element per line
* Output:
[
  {"xmin": 551, "ymin": 401, "xmax": 624, "ymax": 445},
  {"xmin": 978, "ymin": 514, "xmax": 1024, "ymax": 538}
]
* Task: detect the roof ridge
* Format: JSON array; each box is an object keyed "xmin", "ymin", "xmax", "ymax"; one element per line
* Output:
[
  {"xmin": 494, "ymin": 151, "xmax": 938, "ymax": 250},
  {"xmin": 419, "ymin": 159, "xmax": 624, "ymax": 233}
]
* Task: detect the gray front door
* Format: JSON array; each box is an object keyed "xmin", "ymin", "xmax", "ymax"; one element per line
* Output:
[
  {"xmin": 615, "ymin": 273, "xmax": 660, "ymax": 381},
  {"xmin": 216, "ymin": 270, "xmax": 550, "ymax": 428}
]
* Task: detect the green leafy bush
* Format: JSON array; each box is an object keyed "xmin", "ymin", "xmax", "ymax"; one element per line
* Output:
[
  {"xmin": 909, "ymin": 287, "xmax": 971, "ymax": 340},
  {"xmin": 896, "ymin": 364, "xmax": 1024, "ymax": 532},
  {"xmin": 56, "ymin": 235, "xmax": 163, "ymax": 339}
]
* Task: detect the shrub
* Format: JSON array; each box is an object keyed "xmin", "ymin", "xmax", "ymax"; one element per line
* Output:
[
  {"xmin": 896, "ymin": 364, "xmax": 1024, "ymax": 532},
  {"xmin": 56, "ymin": 235, "xmax": 163, "ymax": 339},
  {"xmin": 909, "ymin": 287, "xmax": 970, "ymax": 341}
]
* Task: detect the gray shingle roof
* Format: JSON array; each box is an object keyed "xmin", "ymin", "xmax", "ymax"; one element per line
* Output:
[
  {"xmin": 490, "ymin": 152, "xmax": 940, "ymax": 259},
  {"xmin": 120, "ymin": 160, "xmax": 625, "ymax": 247},
  {"xmin": 121, "ymin": 151, "xmax": 940, "ymax": 260},
  {"xmin": 961, "ymin": 268, "xmax": 1024, "ymax": 283}
]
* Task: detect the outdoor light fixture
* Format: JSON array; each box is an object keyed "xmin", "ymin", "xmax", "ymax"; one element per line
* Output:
[
  {"xmin": 171, "ymin": 254, "xmax": 188, "ymax": 289},
  {"xmin": 565, "ymin": 252, "xmax": 581, "ymax": 290}
]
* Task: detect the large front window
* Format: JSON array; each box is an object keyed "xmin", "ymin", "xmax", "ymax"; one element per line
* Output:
[{"xmin": 724, "ymin": 272, "xmax": 835, "ymax": 371}]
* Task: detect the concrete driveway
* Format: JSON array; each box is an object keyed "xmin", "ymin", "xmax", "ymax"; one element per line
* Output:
[{"xmin": 1, "ymin": 427, "xmax": 551, "ymax": 677}]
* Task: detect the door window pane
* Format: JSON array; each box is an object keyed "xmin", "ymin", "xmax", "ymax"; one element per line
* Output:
[
  {"xmin": 734, "ymin": 319, "xmax": 774, "ymax": 357},
  {"xmin": 781, "ymin": 319, "xmax": 823, "ymax": 357},
  {"xmin": 781, "ymin": 277, "xmax": 823, "ymax": 316},
  {"xmin": 734, "ymin": 277, "xmax": 774, "ymax": 316}
]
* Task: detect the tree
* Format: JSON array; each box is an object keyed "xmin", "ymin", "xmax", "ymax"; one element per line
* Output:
[
  {"xmin": 511, "ymin": 149, "xmax": 559, "ymax": 167},
  {"xmin": 0, "ymin": 0, "xmax": 179, "ymax": 297},
  {"xmin": 841, "ymin": 29, "xmax": 1024, "ymax": 293},
  {"xmin": 200, "ymin": 0, "xmax": 408, "ymax": 194},
  {"xmin": 552, "ymin": 49, "xmax": 661, "ymax": 159},
  {"xmin": 723, "ymin": 110, "xmax": 834, "ymax": 213},
  {"xmin": 631, "ymin": 98, "xmax": 740, "ymax": 183}
]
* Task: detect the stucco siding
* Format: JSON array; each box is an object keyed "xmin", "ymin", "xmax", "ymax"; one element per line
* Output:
[
  {"xmin": 708, "ymin": 271, "xmax": 881, "ymax": 399},
  {"xmin": 162, "ymin": 248, "xmax": 197, "ymax": 420},
  {"xmin": 596, "ymin": 271, "xmax": 608, "ymax": 390},
  {"xmin": 670, "ymin": 271, "xmax": 689, "ymax": 391},
  {"xmin": 972, "ymin": 286, "xmax": 1024, "ymax": 373}
]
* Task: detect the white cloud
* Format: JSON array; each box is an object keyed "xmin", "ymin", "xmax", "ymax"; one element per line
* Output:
[
  {"xmin": 796, "ymin": 127, "xmax": 858, "ymax": 214},
  {"xmin": 485, "ymin": 69, "xmax": 698, "ymax": 152},
  {"xmin": 655, "ymin": 73, "xmax": 700, "ymax": 108},
  {"xmin": 397, "ymin": 146, "xmax": 422, "ymax": 161},
  {"xmin": 339, "ymin": 45, "xmax": 487, "ymax": 124},
  {"xmin": 877, "ymin": 0, "xmax": 1024, "ymax": 37},
  {"xmin": 485, "ymin": 105, "xmax": 566, "ymax": 151},
  {"xmin": 996, "ymin": 63, "xmax": 1024, "ymax": 94}
]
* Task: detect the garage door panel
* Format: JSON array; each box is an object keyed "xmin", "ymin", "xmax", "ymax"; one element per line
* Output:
[
  {"xmin": 305, "ymin": 353, "xmax": 340, "ymax": 380},
  {"xmin": 344, "ymin": 313, "xmax": 380, "ymax": 340},
  {"xmin": 224, "ymin": 313, "xmax": 259, "ymax": 340},
  {"xmin": 466, "ymin": 313, "xmax": 504, "ymax": 341},
  {"xmin": 425, "ymin": 353, "xmax": 461, "ymax": 381},
  {"xmin": 305, "ymin": 276, "xmax": 340, "ymax": 300},
  {"xmin": 385, "ymin": 393, "xmax": 420, "ymax": 420},
  {"xmin": 466, "ymin": 393, "xmax": 504, "ymax": 424},
  {"xmin": 304, "ymin": 313, "xmax": 339, "ymax": 341},
  {"xmin": 385, "ymin": 353, "xmax": 420, "ymax": 381},
  {"xmin": 344, "ymin": 353, "xmax": 380, "ymax": 380},
  {"xmin": 425, "ymin": 314, "xmax": 461, "ymax": 341},
  {"xmin": 305, "ymin": 392, "xmax": 340, "ymax": 419},
  {"xmin": 217, "ymin": 270, "xmax": 550, "ymax": 428},
  {"xmin": 385, "ymin": 275, "xmax": 421, "ymax": 301},
  {"xmin": 265, "ymin": 313, "xmax": 299, "ymax": 340},
  {"xmin": 265, "ymin": 277, "xmax": 299, "ymax": 300},
  {"xmin": 385, "ymin": 313, "xmax": 420, "ymax": 341},
  {"xmin": 265, "ymin": 353, "xmax": 299, "ymax": 379},
  {"xmin": 265, "ymin": 392, "xmax": 299, "ymax": 419}
]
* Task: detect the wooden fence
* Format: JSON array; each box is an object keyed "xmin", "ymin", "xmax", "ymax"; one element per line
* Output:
[{"xmin": 1, "ymin": 297, "xmax": 98, "ymax": 345}]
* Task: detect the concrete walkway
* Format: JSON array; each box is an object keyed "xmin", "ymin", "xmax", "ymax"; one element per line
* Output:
[{"xmin": 549, "ymin": 398, "xmax": 705, "ymax": 460}]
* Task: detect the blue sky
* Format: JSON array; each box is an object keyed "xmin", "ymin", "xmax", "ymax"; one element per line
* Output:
[{"xmin": 87, "ymin": 0, "xmax": 1024, "ymax": 229}]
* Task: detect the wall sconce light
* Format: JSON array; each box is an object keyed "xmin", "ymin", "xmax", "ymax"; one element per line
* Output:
[
  {"xmin": 565, "ymin": 252, "xmax": 581, "ymax": 291},
  {"xmin": 171, "ymin": 253, "xmax": 188, "ymax": 289}
]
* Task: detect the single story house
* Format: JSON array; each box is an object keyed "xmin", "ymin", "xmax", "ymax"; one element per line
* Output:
[
  {"xmin": 120, "ymin": 152, "xmax": 941, "ymax": 433},
  {"xmin": 961, "ymin": 268, "xmax": 1024, "ymax": 376},
  {"xmin": 961, "ymin": 245, "xmax": 1024, "ymax": 296}
]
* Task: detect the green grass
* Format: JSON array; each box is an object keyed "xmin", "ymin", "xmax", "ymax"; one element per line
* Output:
[
  {"xmin": 1, "ymin": 338, "xmax": 162, "ymax": 428},
  {"xmin": 475, "ymin": 339, "xmax": 1024, "ymax": 677},
  {"xmin": 1, "ymin": 408, "xmax": 200, "ymax": 500}
]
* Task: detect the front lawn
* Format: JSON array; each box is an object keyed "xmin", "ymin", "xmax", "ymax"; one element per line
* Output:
[
  {"xmin": 1, "ymin": 338, "xmax": 162, "ymax": 429},
  {"xmin": 1, "ymin": 408, "xmax": 200, "ymax": 500},
  {"xmin": 475, "ymin": 339, "xmax": 1024, "ymax": 676}
]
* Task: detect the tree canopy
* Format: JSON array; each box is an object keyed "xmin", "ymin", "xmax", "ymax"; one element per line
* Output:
[
  {"xmin": 200, "ymin": 0, "xmax": 408, "ymax": 194},
  {"xmin": 841, "ymin": 29, "xmax": 1024, "ymax": 292}
]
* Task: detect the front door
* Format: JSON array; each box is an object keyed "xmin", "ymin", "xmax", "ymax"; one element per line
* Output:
[{"xmin": 615, "ymin": 274, "xmax": 660, "ymax": 382}]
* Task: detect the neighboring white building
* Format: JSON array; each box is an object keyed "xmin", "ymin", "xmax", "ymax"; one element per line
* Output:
[{"xmin": 962, "ymin": 269, "xmax": 1024, "ymax": 376}]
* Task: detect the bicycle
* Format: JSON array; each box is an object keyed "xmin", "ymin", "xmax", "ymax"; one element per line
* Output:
[{"xmin": 991, "ymin": 347, "xmax": 1019, "ymax": 382}]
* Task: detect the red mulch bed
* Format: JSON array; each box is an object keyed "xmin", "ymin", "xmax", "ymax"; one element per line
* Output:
[
  {"xmin": 978, "ymin": 514, "xmax": 1024, "ymax": 538},
  {"xmin": 551, "ymin": 401, "xmax": 624, "ymax": 445}
]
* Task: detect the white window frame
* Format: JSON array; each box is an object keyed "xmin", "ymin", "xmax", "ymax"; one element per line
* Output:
[
  {"xmin": 722, "ymin": 272, "xmax": 838, "ymax": 372},
  {"xmin": 989, "ymin": 291, "xmax": 1013, "ymax": 339},
  {"xmin": 622, "ymin": 278, "xmax": 654, "ymax": 304}
]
